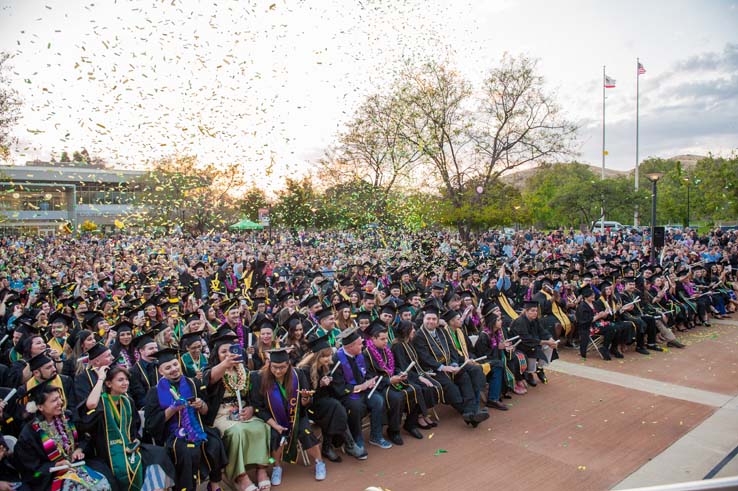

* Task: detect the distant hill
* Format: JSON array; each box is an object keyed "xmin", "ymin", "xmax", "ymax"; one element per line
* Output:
[
  {"xmin": 501, "ymin": 164, "xmax": 626, "ymax": 190},
  {"xmin": 501, "ymin": 155, "xmax": 707, "ymax": 190}
]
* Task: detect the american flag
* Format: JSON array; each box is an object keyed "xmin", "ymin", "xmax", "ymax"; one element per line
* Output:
[{"xmin": 638, "ymin": 62, "xmax": 646, "ymax": 75}]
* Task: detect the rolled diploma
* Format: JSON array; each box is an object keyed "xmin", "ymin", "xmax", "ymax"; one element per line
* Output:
[{"xmin": 329, "ymin": 360, "xmax": 341, "ymax": 376}]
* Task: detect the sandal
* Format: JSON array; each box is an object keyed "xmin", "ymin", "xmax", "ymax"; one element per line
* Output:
[{"xmin": 258, "ymin": 480, "xmax": 271, "ymax": 491}]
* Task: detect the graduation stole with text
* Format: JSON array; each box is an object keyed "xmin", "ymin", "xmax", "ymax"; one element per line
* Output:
[
  {"xmin": 101, "ymin": 394, "xmax": 143, "ymax": 491},
  {"xmin": 266, "ymin": 369, "xmax": 301, "ymax": 463}
]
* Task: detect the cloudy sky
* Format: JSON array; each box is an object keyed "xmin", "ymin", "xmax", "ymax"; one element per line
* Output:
[{"xmin": 0, "ymin": 0, "xmax": 736, "ymax": 189}]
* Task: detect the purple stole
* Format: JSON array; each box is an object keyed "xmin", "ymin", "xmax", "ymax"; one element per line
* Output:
[
  {"xmin": 336, "ymin": 348, "xmax": 366, "ymax": 400},
  {"xmin": 266, "ymin": 369, "xmax": 299, "ymax": 430}
]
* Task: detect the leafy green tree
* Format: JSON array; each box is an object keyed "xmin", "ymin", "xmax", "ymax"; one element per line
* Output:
[
  {"xmin": 238, "ymin": 188, "xmax": 269, "ymax": 222},
  {"xmin": 272, "ymin": 177, "xmax": 321, "ymax": 232}
]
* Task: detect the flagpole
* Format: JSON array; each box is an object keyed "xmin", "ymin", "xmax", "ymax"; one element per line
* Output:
[
  {"xmin": 601, "ymin": 65, "xmax": 606, "ymax": 234},
  {"xmin": 634, "ymin": 57, "xmax": 640, "ymax": 227}
]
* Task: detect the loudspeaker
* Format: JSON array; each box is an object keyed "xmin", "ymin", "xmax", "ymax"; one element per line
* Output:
[{"xmin": 653, "ymin": 226, "xmax": 665, "ymax": 248}]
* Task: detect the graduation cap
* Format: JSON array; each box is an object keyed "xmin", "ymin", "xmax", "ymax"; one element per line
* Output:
[
  {"xmin": 87, "ymin": 343, "xmax": 110, "ymax": 361},
  {"xmin": 257, "ymin": 317, "xmax": 276, "ymax": 331},
  {"xmin": 114, "ymin": 320, "xmax": 134, "ymax": 333},
  {"xmin": 220, "ymin": 298, "xmax": 239, "ymax": 314},
  {"xmin": 179, "ymin": 332, "xmax": 203, "ymax": 349},
  {"xmin": 25, "ymin": 379, "xmax": 60, "ymax": 407},
  {"xmin": 132, "ymin": 333, "xmax": 157, "ymax": 350},
  {"xmin": 522, "ymin": 300, "xmax": 539, "ymax": 310},
  {"xmin": 441, "ymin": 309, "xmax": 460, "ymax": 323},
  {"xmin": 28, "ymin": 352, "xmax": 53, "ymax": 371},
  {"xmin": 208, "ymin": 333, "xmax": 238, "ymax": 350},
  {"xmin": 266, "ymin": 347, "xmax": 290, "ymax": 364},
  {"xmin": 356, "ymin": 311, "xmax": 372, "ymax": 323},
  {"xmin": 83, "ymin": 311, "xmax": 106, "ymax": 330},
  {"xmin": 183, "ymin": 312, "xmax": 201, "ymax": 324},
  {"xmin": 422, "ymin": 304, "xmax": 441, "ymax": 316},
  {"xmin": 152, "ymin": 348, "xmax": 180, "ymax": 364},
  {"xmin": 48, "ymin": 311, "xmax": 73, "ymax": 326},
  {"xmin": 334, "ymin": 301, "xmax": 350, "ymax": 312},
  {"xmin": 276, "ymin": 290, "xmax": 294, "ymax": 303},
  {"xmin": 307, "ymin": 333, "xmax": 331, "ymax": 353},
  {"xmin": 380, "ymin": 304, "xmax": 397, "ymax": 317},
  {"xmin": 366, "ymin": 320, "xmax": 388, "ymax": 338},
  {"xmin": 192, "ymin": 261, "xmax": 207, "ymax": 271},
  {"xmin": 431, "ymin": 282, "xmax": 445, "ymax": 291},
  {"xmin": 299, "ymin": 295, "xmax": 320, "ymax": 309},
  {"xmin": 337, "ymin": 325, "xmax": 362, "ymax": 346},
  {"xmin": 578, "ymin": 285, "xmax": 594, "ymax": 297}
]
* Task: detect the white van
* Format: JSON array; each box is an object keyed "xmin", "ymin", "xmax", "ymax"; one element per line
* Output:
[{"xmin": 591, "ymin": 220, "xmax": 625, "ymax": 232}]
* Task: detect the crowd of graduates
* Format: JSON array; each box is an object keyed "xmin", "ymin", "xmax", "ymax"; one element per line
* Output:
[{"xmin": 0, "ymin": 226, "xmax": 736, "ymax": 491}]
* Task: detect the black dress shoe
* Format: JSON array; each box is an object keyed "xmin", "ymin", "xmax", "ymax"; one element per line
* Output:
[
  {"xmin": 536, "ymin": 369, "xmax": 548, "ymax": 384},
  {"xmin": 417, "ymin": 421, "xmax": 432, "ymax": 430},
  {"xmin": 599, "ymin": 348, "xmax": 612, "ymax": 360},
  {"xmin": 609, "ymin": 349, "xmax": 624, "ymax": 359},
  {"xmin": 388, "ymin": 432, "xmax": 404, "ymax": 446},
  {"xmin": 471, "ymin": 411, "xmax": 490, "ymax": 423},
  {"xmin": 404, "ymin": 425, "xmax": 424, "ymax": 440},
  {"xmin": 524, "ymin": 372, "xmax": 538, "ymax": 386},
  {"xmin": 321, "ymin": 442, "xmax": 342, "ymax": 463},
  {"xmin": 636, "ymin": 347, "xmax": 650, "ymax": 355},
  {"xmin": 647, "ymin": 344, "xmax": 665, "ymax": 352},
  {"xmin": 486, "ymin": 400, "xmax": 509, "ymax": 411}
]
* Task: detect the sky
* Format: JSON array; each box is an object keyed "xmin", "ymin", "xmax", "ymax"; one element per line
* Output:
[{"xmin": 1, "ymin": 0, "xmax": 737, "ymax": 190}]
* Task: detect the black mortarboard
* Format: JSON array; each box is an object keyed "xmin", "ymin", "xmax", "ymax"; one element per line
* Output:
[
  {"xmin": 314, "ymin": 307, "xmax": 334, "ymax": 322},
  {"xmin": 258, "ymin": 318, "xmax": 276, "ymax": 331},
  {"xmin": 300, "ymin": 295, "xmax": 320, "ymax": 309},
  {"xmin": 334, "ymin": 301, "xmax": 350, "ymax": 312},
  {"xmin": 442, "ymin": 309, "xmax": 460, "ymax": 323},
  {"xmin": 362, "ymin": 292, "xmax": 375, "ymax": 301},
  {"xmin": 153, "ymin": 348, "xmax": 180, "ymax": 364},
  {"xmin": 578, "ymin": 286, "xmax": 594, "ymax": 297},
  {"xmin": 338, "ymin": 326, "xmax": 361, "ymax": 345},
  {"xmin": 133, "ymin": 333, "xmax": 157, "ymax": 350},
  {"xmin": 87, "ymin": 343, "xmax": 110, "ymax": 360},
  {"xmin": 179, "ymin": 332, "xmax": 203, "ymax": 349},
  {"xmin": 522, "ymin": 300, "xmax": 539, "ymax": 309},
  {"xmin": 114, "ymin": 320, "xmax": 134, "ymax": 333},
  {"xmin": 48, "ymin": 312, "xmax": 73, "ymax": 326},
  {"xmin": 380, "ymin": 304, "xmax": 397, "ymax": 317},
  {"xmin": 277, "ymin": 290, "xmax": 294, "ymax": 303},
  {"xmin": 307, "ymin": 333, "xmax": 331, "ymax": 353},
  {"xmin": 220, "ymin": 298, "xmax": 239, "ymax": 314},
  {"xmin": 267, "ymin": 347, "xmax": 290, "ymax": 363},
  {"xmin": 367, "ymin": 321, "xmax": 388, "ymax": 337},
  {"xmin": 28, "ymin": 352, "xmax": 53, "ymax": 371},
  {"xmin": 431, "ymin": 282, "xmax": 445, "ymax": 291},
  {"xmin": 422, "ymin": 304, "xmax": 440, "ymax": 316},
  {"xmin": 83, "ymin": 311, "xmax": 106, "ymax": 329},
  {"xmin": 356, "ymin": 311, "xmax": 372, "ymax": 322},
  {"xmin": 208, "ymin": 333, "xmax": 238, "ymax": 350},
  {"xmin": 192, "ymin": 261, "xmax": 207, "ymax": 271}
]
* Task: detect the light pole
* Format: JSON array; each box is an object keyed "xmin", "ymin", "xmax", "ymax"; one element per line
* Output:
[
  {"xmin": 647, "ymin": 172, "xmax": 664, "ymax": 265},
  {"xmin": 514, "ymin": 205, "xmax": 521, "ymax": 231}
]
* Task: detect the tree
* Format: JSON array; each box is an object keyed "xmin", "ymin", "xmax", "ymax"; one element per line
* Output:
[
  {"xmin": 59, "ymin": 151, "xmax": 71, "ymax": 162},
  {"xmin": 318, "ymin": 93, "xmax": 422, "ymax": 198},
  {"xmin": 272, "ymin": 177, "xmax": 320, "ymax": 232},
  {"xmin": 238, "ymin": 188, "xmax": 269, "ymax": 222},
  {"xmin": 0, "ymin": 52, "xmax": 22, "ymax": 162},
  {"xmin": 130, "ymin": 155, "xmax": 243, "ymax": 234}
]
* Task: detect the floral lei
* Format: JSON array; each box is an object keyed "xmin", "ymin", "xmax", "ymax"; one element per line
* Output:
[
  {"xmin": 223, "ymin": 365, "xmax": 250, "ymax": 395},
  {"xmin": 366, "ymin": 341, "xmax": 394, "ymax": 375},
  {"xmin": 34, "ymin": 416, "xmax": 76, "ymax": 463}
]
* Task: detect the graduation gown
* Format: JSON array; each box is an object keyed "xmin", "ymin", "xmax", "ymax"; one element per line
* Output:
[
  {"xmin": 299, "ymin": 366, "xmax": 348, "ymax": 442},
  {"xmin": 143, "ymin": 376, "xmax": 226, "ymax": 491},
  {"xmin": 390, "ymin": 341, "xmax": 441, "ymax": 413},
  {"xmin": 508, "ymin": 315, "xmax": 551, "ymax": 360},
  {"xmin": 363, "ymin": 345, "xmax": 416, "ymax": 432},
  {"xmin": 129, "ymin": 360, "xmax": 160, "ymax": 410},
  {"xmin": 75, "ymin": 395, "xmax": 175, "ymax": 491}
]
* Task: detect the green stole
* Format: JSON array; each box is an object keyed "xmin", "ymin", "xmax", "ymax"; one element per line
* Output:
[
  {"xmin": 316, "ymin": 326, "xmax": 341, "ymax": 347},
  {"xmin": 181, "ymin": 352, "xmax": 206, "ymax": 378},
  {"xmin": 102, "ymin": 394, "xmax": 143, "ymax": 491}
]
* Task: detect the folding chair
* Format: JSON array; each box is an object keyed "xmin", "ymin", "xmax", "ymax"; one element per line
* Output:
[
  {"xmin": 297, "ymin": 441, "xmax": 311, "ymax": 467},
  {"xmin": 587, "ymin": 334, "xmax": 605, "ymax": 359}
]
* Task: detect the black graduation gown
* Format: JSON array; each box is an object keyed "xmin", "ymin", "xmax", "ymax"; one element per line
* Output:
[
  {"xmin": 410, "ymin": 326, "xmax": 477, "ymax": 415},
  {"xmin": 298, "ymin": 366, "xmax": 348, "ymax": 442},
  {"xmin": 73, "ymin": 368, "xmax": 99, "ymax": 410},
  {"xmin": 75, "ymin": 396, "xmax": 175, "ymax": 490},
  {"xmin": 508, "ymin": 315, "xmax": 548, "ymax": 359},
  {"xmin": 250, "ymin": 370, "xmax": 319, "ymax": 457},
  {"xmin": 129, "ymin": 360, "xmax": 159, "ymax": 409},
  {"xmin": 362, "ymin": 346, "xmax": 415, "ymax": 432},
  {"xmin": 143, "ymin": 376, "xmax": 226, "ymax": 491},
  {"xmin": 16, "ymin": 413, "xmax": 115, "ymax": 491},
  {"xmin": 390, "ymin": 342, "xmax": 441, "ymax": 414}
]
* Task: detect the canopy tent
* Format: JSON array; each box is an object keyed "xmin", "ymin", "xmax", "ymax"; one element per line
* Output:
[{"xmin": 229, "ymin": 219, "xmax": 264, "ymax": 230}]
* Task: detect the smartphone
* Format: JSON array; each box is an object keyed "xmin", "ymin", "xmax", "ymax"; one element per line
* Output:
[
  {"xmin": 229, "ymin": 344, "xmax": 243, "ymax": 359},
  {"xmin": 186, "ymin": 395, "xmax": 196, "ymax": 403}
]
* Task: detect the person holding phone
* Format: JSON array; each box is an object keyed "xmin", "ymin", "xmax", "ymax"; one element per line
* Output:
[{"xmin": 202, "ymin": 333, "xmax": 271, "ymax": 491}]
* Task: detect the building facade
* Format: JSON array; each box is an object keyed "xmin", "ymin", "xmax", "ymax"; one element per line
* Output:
[{"xmin": 0, "ymin": 162, "xmax": 147, "ymax": 235}]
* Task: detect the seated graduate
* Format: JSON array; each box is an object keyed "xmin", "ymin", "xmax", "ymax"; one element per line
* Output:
[
  {"xmin": 313, "ymin": 307, "xmax": 341, "ymax": 347},
  {"xmin": 16, "ymin": 382, "xmax": 113, "ymax": 491},
  {"xmin": 248, "ymin": 319, "xmax": 279, "ymax": 372},
  {"xmin": 440, "ymin": 310, "xmax": 487, "ymax": 413},
  {"xmin": 251, "ymin": 348, "xmax": 326, "ymax": 486},
  {"xmin": 363, "ymin": 321, "xmax": 421, "ymax": 444},
  {"xmin": 144, "ymin": 348, "xmax": 227, "ymax": 491},
  {"xmin": 0, "ymin": 430, "xmax": 27, "ymax": 491},
  {"xmin": 411, "ymin": 306, "xmax": 489, "ymax": 427},
  {"xmin": 473, "ymin": 313, "xmax": 511, "ymax": 411},
  {"xmin": 23, "ymin": 351, "xmax": 75, "ymax": 412},
  {"xmin": 110, "ymin": 321, "xmax": 136, "ymax": 369},
  {"xmin": 78, "ymin": 365, "xmax": 175, "ymax": 491},
  {"xmin": 202, "ymin": 333, "xmax": 271, "ymax": 491},
  {"xmin": 281, "ymin": 313, "xmax": 307, "ymax": 366},
  {"xmin": 330, "ymin": 326, "xmax": 388, "ymax": 456},
  {"xmin": 73, "ymin": 343, "xmax": 115, "ymax": 408},
  {"xmin": 129, "ymin": 333, "xmax": 163, "ymax": 410},
  {"xmin": 390, "ymin": 320, "xmax": 440, "ymax": 431},
  {"xmin": 296, "ymin": 333, "xmax": 349, "ymax": 464},
  {"xmin": 180, "ymin": 332, "xmax": 208, "ymax": 380},
  {"xmin": 508, "ymin": 301, "xmax": 558, "ymax": 386}
]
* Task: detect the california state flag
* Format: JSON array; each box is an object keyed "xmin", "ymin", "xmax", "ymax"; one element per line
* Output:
[{"xmin": 604, "ymin": 75, "xmax": 616, "ymax": 88}]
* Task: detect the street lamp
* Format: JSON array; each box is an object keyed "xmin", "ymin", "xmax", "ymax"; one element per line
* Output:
[
  {"xmin": 646, "ymin": 172, "xmax": 664, "ymax": 265},
  {"xmin": 514, "ymin": 205, "xmax": 521, "ymax": 231}
]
